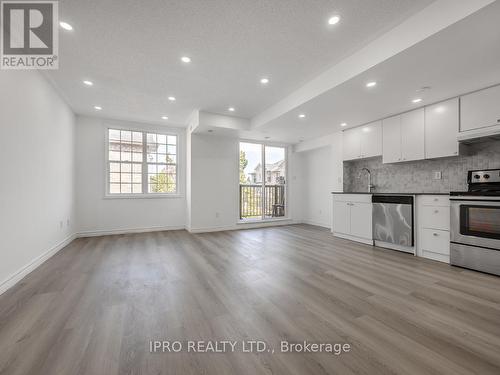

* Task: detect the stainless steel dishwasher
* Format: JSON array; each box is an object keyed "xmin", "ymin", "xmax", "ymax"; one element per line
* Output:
[{"xmin": 372, "ymin": 195, "xmax": 414, "ymax": 253}]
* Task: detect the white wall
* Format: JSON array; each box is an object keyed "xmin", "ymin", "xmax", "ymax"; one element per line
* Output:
[
  {"xmin": 298, "ymin": 132, "xmax": 343, "ymax": 228},
  {"xmin": 75, "ymin": 116, "xmax": 186, "ymax": 235},
  {"xmin": 0, "ymin": 70, "xmax": 76, "ymax": 293}
]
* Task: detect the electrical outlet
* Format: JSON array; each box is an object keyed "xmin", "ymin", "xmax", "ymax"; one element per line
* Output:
[{"xmin": 433, "ymin": 171, "xmax": 442, "ymax": 180}]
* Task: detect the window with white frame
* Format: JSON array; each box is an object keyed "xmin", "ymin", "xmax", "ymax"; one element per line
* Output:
[{"xmin": 107, "ymin": 129, "xmax": 177, "ymax": 195}]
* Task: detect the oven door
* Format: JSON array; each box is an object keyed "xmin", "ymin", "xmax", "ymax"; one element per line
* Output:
[{"xmin": 450, "ymin": 198, "xmax": 500, "ymax": 250}]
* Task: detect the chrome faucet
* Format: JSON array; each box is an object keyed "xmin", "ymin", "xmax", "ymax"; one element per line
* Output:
[{"xmin": 361, "ymin": 168, "xmax": 374, "ymax": 192}]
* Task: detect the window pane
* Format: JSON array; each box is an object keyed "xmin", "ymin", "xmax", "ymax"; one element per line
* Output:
[
  {"xmin": 166, "ymin": 165, "xmax": 176, "ymax": 174},
  {"xmin": 121, "ymin": 131, "xmax": 132, "ymax": 143},
  {"xmin": 132, "ymin": 152, "xmax": 142, "ymax": 162},
  {"xmin": 132, "ymin": 132, "xmax": 142, "ymax": 144},
  {"xmin": 147, "ymin": 153, "xmax": 157, "ymax": 163},
  {"xmin": 110, "ymin": 163, "xmax": 120, "ymax": 172},
  {"xmin": 147, "ymin": 133, "xmax": 156, "ymax": 144},
  {"xmin": 167, "ymin": 135, "xmax": 176, "ymax": 145},
  {"xmin": 132, "ymin": 173, "xmax": 142, "ymax": 183},
  {"xmin": 157, "ymin": 144, "xmax": 167, "ymax": 154},
  {"xmin": 167, "ymin": 145, "xmax": 176, "ymax": 155},
  {"xmin": 121, "ymin": 184, "xmax": 132, "ymax": 194},
  {"xmin": 132, "ymin": 184, "xmax": 142, "ymax": 194},
  {"xmin": 167, "ymin": 184, "xmax": 176, "ymax": 193},
  {"xmin": 122, "ymin": 173, "xmax": 132, "ymax": 183},
  {"xmin": 157, "ymin": 134, "xmax": 166, "ymax": 144},
  {"xmin": 167, "ymin": 155, "xmax": 176, "ymax": 164},
  {"xmin": 110, "ymin": 184, "xmax": 120, "ymax": 194},
  {"xmin": 121, "ymin": 163, "xmax": 131, "ymax": 173},
  {"xmin": 157, "ymin": 154, "xmax": 167, "ymax": 164},
  {"xmin": 109, "ymin": 129, "xmax": 120, "ymax": 141},
  {"xmin": 133, "ymin": 164, "xmax": 142, "ymax": 173},
  {"xmin": 110, "ymin": 173, "xmax": 120, "ymax": 183},
  {"xmin": 264, "ymin": 146, "xmax": 286, "ymax": 219},
  {"xmin": 109, "ymin": 151, "xmax": 120, "ymax": 161},
  {"xmin": 121, "ymin": 151, "xmax": 132, "ymax": 162},
  {"xmin": 109, "ymin": 141, "xmax": 120, "ymax": 152}
]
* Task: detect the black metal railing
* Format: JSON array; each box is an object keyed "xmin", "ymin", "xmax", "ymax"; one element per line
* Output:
[{"xmin": 240, "ymin": 184, "xmax": 285, "ymax": 219}]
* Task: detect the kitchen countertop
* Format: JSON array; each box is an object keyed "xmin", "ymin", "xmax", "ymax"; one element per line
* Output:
[{"xmin": 331, "ymin": 192, "xmax": 450, "ymax": 195}]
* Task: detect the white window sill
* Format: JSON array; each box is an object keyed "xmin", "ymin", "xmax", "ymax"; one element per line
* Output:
[
  {"xmin": 237, "ymin": 217, "xmax": 291, "ymax": 225},
  {"xmin": 103, "ymin": 193, "xmax": 183, "ymax": 200}
]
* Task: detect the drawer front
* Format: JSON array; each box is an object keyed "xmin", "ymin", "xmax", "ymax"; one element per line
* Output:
[
  {"xmin": 421, "ymin": 206, "xmax": 450, "ymax": 230},
  {"xmin": 420, "ymin": 195, "xmax": 450, "ymax": 207},
  {"xmin": 421, "ymin": 228, "xmax": 450, "ymax": 256},
  {"xmin": 332, "ymin": 194, "xmax": 372, "ymax": 203}
]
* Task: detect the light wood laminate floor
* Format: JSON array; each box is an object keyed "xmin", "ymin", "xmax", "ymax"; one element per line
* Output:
[{"xmin": 1, "ymin": 225, "xmax": 500, "ymax": 375}]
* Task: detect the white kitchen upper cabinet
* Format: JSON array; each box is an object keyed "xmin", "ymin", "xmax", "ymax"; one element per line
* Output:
[
  {"xmin": 349, "ymin": 202, "xmax": 372, "ymax": 240},
  {"xmin": 401, "ymin": 108, "xmax": 425, "ymax": 162},
  {"xmin": 333, "ymin": 201, "xmax": 350, "ymax": 235},
  {"xmin": 360, "ymin": 121, "xmax": 382, "ymax": 158},
  {"xmin": 425, "ymin": 98, "xmax": 459, "ymax": 159},
  {"xmin": 382, "ymin": 115, "xmax": 401, "ymax": 163},
  {"xmin": 342, "ymin": 128, "xmax": 361, "ymax": 161},
  {"xmin": 461, "ymin": 85, "xmax": 500, "ymax": 132}
]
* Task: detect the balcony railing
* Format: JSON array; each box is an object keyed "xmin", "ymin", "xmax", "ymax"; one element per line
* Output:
[{"xmin": 240, "ymin": 184, "xmax": 285, "ymax": 219}]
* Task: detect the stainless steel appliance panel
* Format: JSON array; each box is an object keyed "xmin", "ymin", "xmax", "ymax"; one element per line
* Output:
[
  {"xmin": 451, "ymin": 242, "xmax": 500, "ymax": 276},
  {"xmin": 373, "ymin": 202, "xmax": 413, "ymax": 246},
  {"xmin": 450, "ymin": 198, "xmax": 500, "ymax": 250}
]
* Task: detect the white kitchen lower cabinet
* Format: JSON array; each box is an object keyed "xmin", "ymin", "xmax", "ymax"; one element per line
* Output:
[
  {"xmin": 416, "ymin": 195, "xmax": 450, "ymax": 263},
  {"xmin": 332, "ymin": 194, "xmax": 373, "ymax": 245}
]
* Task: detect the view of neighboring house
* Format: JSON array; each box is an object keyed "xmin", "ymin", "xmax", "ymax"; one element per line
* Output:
[{"xmin": 248, "ymin": 160, "xmax": 285, "ymax": 184}]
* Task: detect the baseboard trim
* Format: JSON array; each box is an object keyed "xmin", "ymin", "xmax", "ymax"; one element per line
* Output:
[
  {"xmin": 188, "ymin": 220, "xmax": 295, "ymax": 233},
  {"xmin": 0, "ymin": 233, "xmax": 77, "ymax": 296},
  {"xmin": 301, "ymin": 219, "xmax": 331, "ymax": 229},
  {"xmin": 76, "ymin": 225, "xmax": 185, "ymax": 238}
]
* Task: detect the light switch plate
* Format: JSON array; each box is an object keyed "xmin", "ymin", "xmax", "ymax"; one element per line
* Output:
[{"xmin": 433, "ymin": 171, "xmax": 442, "ymax": 180}]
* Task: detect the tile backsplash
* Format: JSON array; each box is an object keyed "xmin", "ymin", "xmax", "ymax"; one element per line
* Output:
[{"xmin": 343, "ymin": 139, "xmax": 500, "ymax": 193}]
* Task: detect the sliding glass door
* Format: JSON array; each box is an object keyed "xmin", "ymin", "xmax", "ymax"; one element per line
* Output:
[{"xmin": 239, "ymin": 142, "xmax": 286, "ymax": 221}]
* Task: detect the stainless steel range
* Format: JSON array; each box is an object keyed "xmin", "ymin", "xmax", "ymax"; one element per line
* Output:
[{"xmin": 450, "ymin": 169, "xmax": 500, "ymax": 276}]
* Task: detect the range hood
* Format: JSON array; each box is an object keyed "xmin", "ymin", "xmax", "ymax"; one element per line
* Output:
[{"xmin": 457, "ymin": 124, "xmax": 500, "ymax": 143}]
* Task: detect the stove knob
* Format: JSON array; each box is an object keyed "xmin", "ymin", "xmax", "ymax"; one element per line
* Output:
[
  {"xmin": 484, "ymin": 174, "xmax": 490, "ymax": 179},
  {"xmin": 474, "ymin": 174, "xmax": 481, "ymax": 179}
]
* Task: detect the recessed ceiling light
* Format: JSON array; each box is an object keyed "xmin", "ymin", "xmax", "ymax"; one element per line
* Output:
[
  {"xmin": 181, "ymin": 56, "xmax": 191, "ymax": 63},
  {"xmin": 208, "ymin": 129, "xmax": 213, "ymax": 133},
  {"xmin": 59, "ymin": 21, "xmax": 73, "ymax": 31},
  {"xmin": 340, "ymin": 122, "xmax": 347, "ymax": 127},
  {"xmin": 83, "ymin": 80, "xmax": 93, "ymax": 86},
  {"xmin": 328, "ymin": 15, "xmax": 341, "ymax": 25},
  {"xmin": 362, "ymin": 127, "xmax": 370, "ymax": 132},
  {"xmin": 228, "ymin": 107, "xmax": 235, "ymax": 112},
  {"xmin": 412, "ymin": 98, "xmax": 422, "ymax": 103},
  {"xmin": 298, "ymin": 114, "xmax": 306, "ymax": 118},
  {"xmin": 94, "ymin": 106, "xmax": 102, "ymax": 111},
  {"xmin": 260, "ymin": 78, "xmax": 269, "ymax": 85},
  {"xmin": 366, "ymin": 81, "xmax": 377, "ymax": 88},
  {"xmin": 161, "ymin": 116, "xmax": 168, "ymax": 120},
  {"xmin": 264, "ymin": 136, "xmax": 270, "ymax": 139},
  {"xmin": 168, "ymin": 96, "xmax": 176, "ymax": 101}
]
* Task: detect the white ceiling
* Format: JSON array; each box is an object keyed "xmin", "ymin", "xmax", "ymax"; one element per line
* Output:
[
  {"xmin": 45, "ymin": 0, "xmax": 434, "ymax": 127},
  {"xmin": 259, "ymin": 0, "xmax": 500, "ymax": 143}
]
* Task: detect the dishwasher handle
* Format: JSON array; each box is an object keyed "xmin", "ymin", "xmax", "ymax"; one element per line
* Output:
[{"xmin": 372, "ymin": 195, "xmax": 413, "ymax": 205}]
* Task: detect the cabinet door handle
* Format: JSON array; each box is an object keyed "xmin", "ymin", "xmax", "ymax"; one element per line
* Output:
[
  {"xmin": 433, "ymin": 233, "xmax": 439, "ymax": 236},
  {"xmin": 434, "ymin": 198, "xmax": 439, "ymax": 202},
  {"xmin": 434, "ymin": 210, "xmax": 439, "ymax": 213}
]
